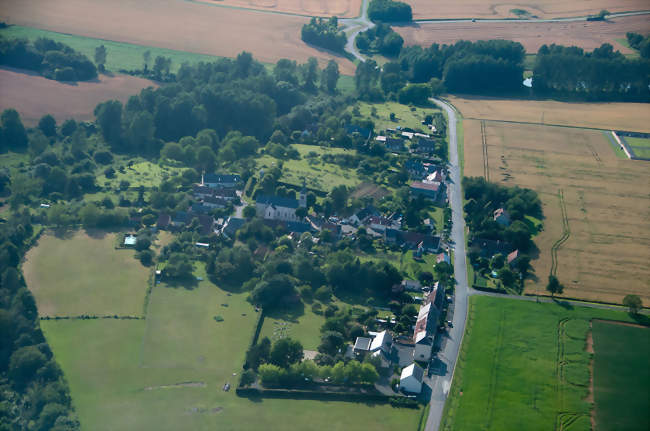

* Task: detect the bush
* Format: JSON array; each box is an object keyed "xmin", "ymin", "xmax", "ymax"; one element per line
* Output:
[{"xmin": 311, "ymin": 301, "xmax": 323, "ymax": 314}]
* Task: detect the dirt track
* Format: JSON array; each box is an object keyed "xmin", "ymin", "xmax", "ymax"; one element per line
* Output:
[
  {"xmin": 396, "ymin": 14, "xmax": 650, "ymax": 55},
  {"xmin": 0, "ymin": 67, "xmax": 156, "ymax": 126},
  {"xmin": 0, "ymin": 0, "xmax": 356, "ymax": 74},
  {"xmin": 405, "ymin": 0, "xmax": 650, "ymax": 20}
]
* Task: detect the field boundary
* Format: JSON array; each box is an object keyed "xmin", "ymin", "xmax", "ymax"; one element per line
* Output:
[
  {"xmin": 550, "ymin": 189, "xmax": 570, "ymax": 277},
  {"xmin": 480, "ymin": 120, "xmax": 489, "ymax": 181},
  {"xmin": 616, "ymin": 131, "xmax": 650, "ymax": 161},
  {"xmin": 464, "ymin": 117, "xmax": 645, "ymax": 134}
]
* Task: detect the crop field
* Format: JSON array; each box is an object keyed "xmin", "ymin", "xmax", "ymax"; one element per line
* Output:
[
  {"xmin": 0, "ymin": 67, "xmax": 155, "ymax": 126},
  {"xmin": 349, "ymin": 101, "xmax": 441, "ymax": 133},
  {"xmin": 448, "ymin": 95, "xmax": 650, "ymax": 133},
  {"xmin": 624, "ymin": 136, "xmax": 650, "ymax": 158},
  {"xmin": 462, "ymin": 118, "xmax": 650, "ymax": 304},
  {"xmin": 0, "ymin": 0, "xmax": 356, "ymax": 75},
  {"xmin": 397, "ymin": 14, "xmax": 649, "ymax": 56},
  {"xmin": 257, "ymin": 144, "xmax": 362, "ymax": 192},
  {"xmin": 441, "ymin": 295, "xmax": 642, "ymax": 431},
  {"xmin": 197, "ymin": 0, "xmax": 362, "ymax": 18},
  {"xmin": 405, "ymin": 0, "xmax": 649, "ymax": 20},
  {"xmin": 37, "ymin": 259, "xmax": 422, "ymax": 431},
  {"xmin": 23, "ymin": 230, "xmax": 150, "ymax": 317},
  {"xmin": 592, "ymin": 320, "xmax": 650, "ymax": 431}
]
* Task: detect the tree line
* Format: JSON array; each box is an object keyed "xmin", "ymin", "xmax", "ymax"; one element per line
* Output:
[
  {"xmin": 0, "ymin": 37, "xmax": 97, "ymax": 81},
  {"xmin": 301, "ymin": 17, "xmax": 347, "ymax": 53},
  {"xmin": 368, "ymin": 0, "xmax": 412, "ymax": 22}
]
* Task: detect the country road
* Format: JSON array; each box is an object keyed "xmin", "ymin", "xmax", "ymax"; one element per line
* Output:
[{"xmin": 341, "ymin": 0, "xmax": 374, "ymax": 62}]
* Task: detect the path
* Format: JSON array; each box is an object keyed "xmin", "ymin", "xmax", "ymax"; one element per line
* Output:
[{"xmin": 423, "ymin": 99, "xmax": 470, "ymax": 431}]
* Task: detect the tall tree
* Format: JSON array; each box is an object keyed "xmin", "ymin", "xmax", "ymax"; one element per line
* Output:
[
  {"xmin": 322, "ymin": 60, "xmax": 340, "ymax": 93},
  {"xmin": 94, "ymin": 45, "xmax": 107, "ymax": 72},
  {"xmin": 94, "ymin": 100, "xmax": 123, "ymax": 149},
  {"xmin": 546, "ymin": 275, "xmax": 564, "ymax": 297},
  {"xmin": 269, "ymin": 338, "xmax": 303, "ymax": 368},
  {"xmin": 38, "ymin": 114, "xmax": 57, "ymax": 137},
  {"xmin": 622, "ymin": 294, "xmax": 642, "ymax": 314},
  {"xmin": 1, "ymin": 109, "xmax": 28, "ymax": 151}
]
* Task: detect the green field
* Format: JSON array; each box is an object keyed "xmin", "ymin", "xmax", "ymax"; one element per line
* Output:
[
  {"xmin": 95, "ymin": 160, "xmax": 186, "ymax": 190},
  {"xmin": 34, "ymin": 243, "xmax": 423, "ymax": 430},
  {"xmin": 257, "ymin": 144, "xmax": 362, "ymax": 192},
  {"xmin": 348, "ymin": 101, "xmax": 440, "ymax": 133},
  {"xmin": 441, "ymin": 296, "xmax": 642, "ymax": 431},
  {"xmin": 23, "ymin": 230, "xmax": 150, "ymax": 316},
  {"xmin": 624, "ymin": 136, "xmax": 650, "ymax": 158},
  {"xmin": 260, "ymin": 305, "xmax": 326, "ymax": 350},
  {"xmin": 592, "ymin": 320, "xmax": 650, "ymax": 431}
]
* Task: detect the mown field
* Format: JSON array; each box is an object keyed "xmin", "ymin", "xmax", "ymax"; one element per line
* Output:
[
  {"xmin": 405, "ymin": 0, "xmax": 649, "ymax": 19},
  {"xmin": 462, "ymin": 119, "xmax": 650, "ymax": 304},
  {"xmin": 32, "ymin": 239, "xmax": 423, "ymax": 431},
  {"xmin": 23, "ymin": 231, "xmax": 150, "ymax": 316},
  {"xmin": 441, "ymin": 295, "xmax": 644, "ymax": 431},
  {"xmin": 256, "ymin": 144, "xmax": 362, "ymax": 192},
  {"xmin": 592, "ymin": 320, "xmax": 650, "ymax": 431},
  {"xmin": 448, "ymin": 96, "xmax": 650, "ymax": 133},
  {"xmin": 198, "ymin": 0, "xmax": 362, "ymax": 18},
  {"xmin": 0, "ymin": 67, "xmax": 155, "ymax": 126},
  {"xmin": 624, "ymin": 136, "xmax": 650, "ymax": 158},
  {"xmin": 0, "ymin": 0, "xmax": 356, "ymax": 74}
]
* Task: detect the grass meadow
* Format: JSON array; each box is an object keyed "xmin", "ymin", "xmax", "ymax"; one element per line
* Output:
[
  {"xmin": 34, "ymin": 246, "xmax": 423, "ymax": 430},
  {"xmin": 462, "ymin": 119, "xmax": 650, "ymax": 304},
  {"xmin": 349, "ymin": 101, "xmax": 441, "ymax": 133},
  {"xmin": 624, "ymin": 136, "xmax": 650, "ymax": 158},
  {"xmin": 260, "ymin": 305, "xmax": 326, "ymax": 350},
  {"xmin": 23, "ymin": 230, "xmax": 150, "ymax": 316},
  {"xmin": 592, "ymin": 320, "xmax": 650, "ymax": 431},
  {"xmin": 440, "ymin": 296, "xmax": 643, "ymax": 431}
]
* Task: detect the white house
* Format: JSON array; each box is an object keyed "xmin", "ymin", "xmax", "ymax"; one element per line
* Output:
[
  {"xmin": 400, "ymin": 363, "xmax": 424, "ymax": 394},
  {"xmin": 256, "ymin": 194, "xmax": 305, "ymax": 222},
  {"xmin": 369, "ymin": 330, "xmax": 392, "ymax": 354}
]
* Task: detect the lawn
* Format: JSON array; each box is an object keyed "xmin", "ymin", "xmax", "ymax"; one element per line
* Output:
[
  {"xmin": 348, "ymin": 101, "xmax": 440, "ymax": 133},
  {"xmin": 256, "ymin": 144, "xmax": 362, "ymax": 192},
  {"xmin": 40, "ymin": 262, "xmax": 422, "ymax": 430},
  {"xmin": 23, "ymin": 230, "xmax": 150, "ymax": 316},
  {"xmin": 95, "ymin": 160, "xmax": 186, "ymax": 190},
  {"xmin": 624, "ymin": 136, "xmax": 650, "ymax": 158},
  {"xmin": 592, "ymin": 320, "xmax": 650, "ymax": 431},
  {"xmin": 259, "ymin": 304, "xmax": 326, "ymax": 350},
  {"xmin": 441, "ymin": 296, "xmax": 643, "ymax": 431}
]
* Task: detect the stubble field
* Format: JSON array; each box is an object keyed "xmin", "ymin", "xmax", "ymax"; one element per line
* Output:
[
  {"xmin": 0, "ymin": 0, "xmax": 356, "ymax": 74},
  {"xmin": 0, "ymin": 67, "xmax": 156, "ymax": 126},
  {"xmin": 197, "ymin": 0, "xmax": 362, "ymax": 18},
  {"xmin": 405, "ymin": 0, "xmax": 650, "ymax": 20},
  {"xmin": 397, "ymin": 14, "xmax": 650, "ymax": 56},
  {"xmin": 462, "ymin": 118, "xmax": 650, "ymax": 304}
]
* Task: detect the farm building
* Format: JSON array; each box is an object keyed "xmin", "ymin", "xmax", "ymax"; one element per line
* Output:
[
  {"xmin": 400, "ymin": 363, "xmax": 424, "ymax": 394},
  {"xmin": 123, "ymin": 234, "xmax": 137, "ymax": 247},
  {"xmin": 410, "ymin": 181, "xmax": 441, "ymax": 200}
]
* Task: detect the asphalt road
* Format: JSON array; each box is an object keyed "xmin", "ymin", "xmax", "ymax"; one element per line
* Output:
[
  {"xmin": 422, "ymin": 99, "xmax": 470, "ymax": 431},
  {"xmin": 341, "ymin": 0, "xmax": 374, "ymax": 62}
]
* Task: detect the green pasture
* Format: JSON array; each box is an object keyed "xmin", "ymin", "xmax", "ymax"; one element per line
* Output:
[
  {"xmin": 349, "ymin": 101, "xmax": 440, "ymax": 133},
  {"xmin": 441, "ymin": 296, "xmax": 642, "ymax": 431},
  {"xmin": 257, "ymin": 144, "xmax": 361, "ymax": 192},
  {"xmin": 36, "ymin": 255, "xmax": 422, "ymax": 430},
  {"xmin": 592, "ymin": 320, "xmax": 650, "ymax": 431},
  {"xmin": 625, "ymin": 136, "xmax": 650, "ymax": 158},
  {"xmin": 260, "ymin": 305, "xmax": 326, "ymax": 350},
  {"xmin": 23, "ymin": 230, "xmax": 149, "ymax": 316},
  {"xmin": 95, "ymin": 160, "xmax": 185, "ymax": 190}
]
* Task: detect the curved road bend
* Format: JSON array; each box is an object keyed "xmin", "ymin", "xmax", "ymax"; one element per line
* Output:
[
  {"xmin": 423, "ymin": 99, "xmax": 470, "ymax": 431},
  {"xmin": 341, "ymin": 0, "xmax": 374, "ymax": 62}
]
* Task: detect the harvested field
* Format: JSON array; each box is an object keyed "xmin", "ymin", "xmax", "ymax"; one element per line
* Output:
[
  {"xmin": 463, "ymin": 119, "xmax": 650, "ymax": 304},
  {"xmin": 0, "ymin": 67, "xmax": 155, "ymax": 126},
  {"xmin": 0, "ymin": 0, "xmax": 355, "ymax": 75},
  {"xmin": 397, "ymin": 14, "xmax": 650, "ymax": 55},
  {"xmin": 449, "ymin": 96, "xmax": 650, "ymax": 133},
  {"xmin": 197, "ymin": 0, "xmax": 362, "ymax": 18},
  {"xmin": 406, "ymin": 0, "xmax": 650, "ymax": 20}
]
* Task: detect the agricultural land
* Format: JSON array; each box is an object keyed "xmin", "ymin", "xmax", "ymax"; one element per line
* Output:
[
  {"xmin": 34, "ymin": 257, "xmax": 423, "ymax": 431},
  {"xmin": 405, "ymin": 0, "xmax": 650, "ymax": 20},
  {"xmin": 0, "ymin": 0, "xmax": 356, "ymax": 74},
  {"xmin": 441, "ymin": 295, "xmax": 646, "ymax": 431},
  {"xmin": 196, "ymin": 0, "xmax": 362, "ymax": 18},
  {"xmin": 462, "ymin": 117, "xmax": 650, "ymax": 304},
  {"xmin": 397, "ymin": 14, "xmax": 650, "ymax": 57},
  {"xmin": 622, "ymin": 136, "xmax": 650, "ymax": 158},
  {"xmin": 23, "ymin": 231, "xmax": 150, "ymax": 317},
  {"xmin": 592, "ymin": 320, "xmax": 650, "ymax": 431},
  {"xmin": 0, "ymin": 67, "xmax": 156, "ymax": 127}
]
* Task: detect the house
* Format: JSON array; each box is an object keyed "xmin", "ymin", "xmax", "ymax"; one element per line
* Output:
[
  {"xmin": 354, "ymin": 331, "xmax": 393, "ymax": 368},
  {"xmin": 384, "ymin": 229, "xmax": 440, "ymax": 252},
  {"xmin": 414, "ymin": 138, "xmax": 437, "ymax": 154},
  {"xmin": 493, "ymin": 208, "xmax": 511, "ymax": 226},
  {"xmin": 349, "ymin": 206, "xmax": 380, "ymax": 225},
  {"xmin": 345, "ymin": 124, "xmax": 372, "ymax": 139},
  {"xmin": 256, "ymin": 195, "xmax": 303, "ymax": 222},
  {"xmin": 369, "ymin": 330, "xmax": 392, "ymax": 354},
  {"xmin": 405, "ymin": 159, "xmax": 425, "ymax": 178},
  {"xmin": 321, "ymin": 222, "xmax": 342, "ymax": 239},
  {"xmin": 195, "ymin": 214, "xmax": 216, "ymax": 235},
  {"xmin": 354, "ymin": 337, "xmax": 372, "ymax": 354},
  {"xmin": 425, "ymin": 168, "xmax": 446, "ymax": 184},
  {"xmin": 367, "ymin": 216, "xmax": 397, "ymax": 232},
  {"xmin": 469, "ymin": 238, "xmax": 514, "ymax": 259},
  {"xmin": 400, "ymin": 363, "xmax": 424, "ymax": 394},
  {"xmin": 375, "ymin": 135, "xmax": 386, "ymax": 143},
  {"xmin": 385, "ymin": 137, "xmax": 405, "ymax": 152},
  {"xmin": 410, "ymin": 181, "xmax": 441, "ymax": 200},
  {"xmin": 171, "ymin": 211, "xmax": 190, "ymax": 228},
  {"xmin": 401, "ymin": 279, "xmax": 422, "ymax": 292},
  {"xmin": 220, "ymin": 217, "xmax": 246, "ymax": 238},
  {"xmin": 202, "ymin": 173, "xmax": 241, "ymax": 189},
  {"xmin": 156, "ymin": 214, "xmax": 171, "ymax": 229},
  {"xmin": 423, "ymin": 282, "xmax": 444, "ymax": 309},
  {"xmin": 212, "ymin": 188, "xmax": 238, "ymax": 201},
  {"xmin": 202, "ymin": 196, "xmax": 228, "ymax": 209},
  {"xmin": 412, "ymin": 302, "xmax": 438, "ymax": 362},
  {"xmin": 192, "ymin": 185, "xmax": 214, "ymax": 199},
  {"xmin": 507, "ymin": 249, "xmax": 521, "ymax": 266},
  {"xmin": 401, "ymin": 131, "xmax": 414, "ymax": 140},
  {"xmin": 124, "ymin": 234, "xmax": 137, "ymax": 247},
  {"xmin": 436, "ymin": 252, "xmax": 450, "ymax": 265}
]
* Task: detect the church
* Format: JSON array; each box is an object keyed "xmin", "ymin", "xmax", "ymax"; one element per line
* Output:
[{"xmin": 255, "ymin": 185, "xmax": 306, "ymax": 222}]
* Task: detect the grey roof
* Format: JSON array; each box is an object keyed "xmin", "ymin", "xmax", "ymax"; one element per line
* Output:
[
  {"xmin": 204, "ymin": 173, "xmax": 241, "ymax": 184},
  {"xmin": 354, "ymin": 337, "xmax": 372, "ymax": 351},
  {"xmin": 257, "ymin": 195, "xmax": 299, "ymax": 209}
]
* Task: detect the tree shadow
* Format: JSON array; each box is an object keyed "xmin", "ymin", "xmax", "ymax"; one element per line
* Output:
[
  {"xmin": 84, "ymin": 227, "xmax": 121, "ymax": 239},
  {"xmin": 264, "ymin": 301, "xmax": 306, "ymax": 324},
  {"xmin": 52, "ymin": 228, "xmax": 76, "ymax": 239},
  {"xmin": 552, "ymin": 298, "xmax": 574, "ymax": 310},
  {"xmin": 161, "ymin": 275, "xmax": 199, "ymax": 290},
  {"xmin": 630, "ymin": 313, "xmax": 650, "ymax": 326}
]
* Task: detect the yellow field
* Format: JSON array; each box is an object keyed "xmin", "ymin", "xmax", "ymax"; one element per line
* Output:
[
  {"xmin": 449, "ymin": 96, "xmax": 650, "ymax": 133},
  {"xmin": 406, "ymin": 0, "xmax": 649, "ymax": 20},
  {"xmin": 198, "ymin": 0, "xmax": 362, "ymax": 18},
  {"xmin": 463, "ymin": 119, "xmax": 650, "ymax": 304}
]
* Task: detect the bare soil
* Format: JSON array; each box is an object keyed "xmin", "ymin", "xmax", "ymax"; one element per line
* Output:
[
  {"xmin": 197, "ymin": 0, "xmax": 362, "ymax": 18},
  {"xmin": 0, "ymin": 0, "xmax": 355, "ymax": 74},
  {"xmin": 0, "ymin": 67, "xmax": 156, "ymax": 126},
  {"xmin": 397, "ymin": 14, "xmax": 650, "ymax": 55},
  {"xmin": 406, "ymin": 0, "xmax": 650, "ymax": 20}
]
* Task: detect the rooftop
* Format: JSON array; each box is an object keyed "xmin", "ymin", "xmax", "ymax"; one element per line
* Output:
[{"xmin": 354, "ymin": 337, "xmax": 372, "ymax": 351}]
